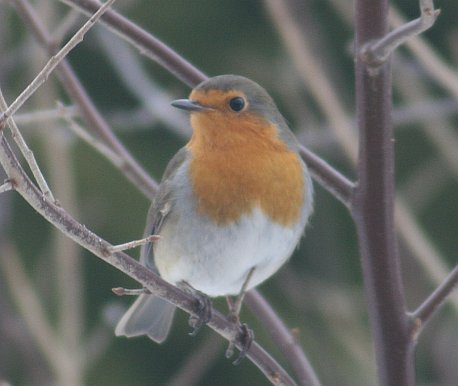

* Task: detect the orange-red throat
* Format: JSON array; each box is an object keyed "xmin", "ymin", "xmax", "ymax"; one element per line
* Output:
[{"xmin": 186, "ymin": 89, "xmax": 305, "ymax": 227}]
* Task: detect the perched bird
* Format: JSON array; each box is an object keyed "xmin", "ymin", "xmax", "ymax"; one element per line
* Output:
[{"xmin": 115, "ymin": 75, "xmax": 313, "ymax": 343}]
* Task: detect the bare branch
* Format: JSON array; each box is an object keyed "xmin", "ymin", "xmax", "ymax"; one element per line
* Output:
[
  {"xmin": 0, "ymin": 89, "xmax": 55, "ymax": 201},
  {"xmin": 112, "ymin": 287, "xmax": 149, "ymax": 296},
  {"xmin": 361, "ymin": 0, "xmax": 439, "ymax": 68},
  {"xmin": 0, "ymin": 0, "xmax": 115, "ymax": 126},
  {"xmin": 411, "ymin": 264, "xmax": 458, "ymax": 331},
  {"xmin": 298, "ymin": 145, "xmax": 354, "ymax": 209},
  {"xmin": 62, "ymin": 0, "xmax": 355, "ymax": 214},
  {"xmin": 390, "ymin": 5, "xmax": 458, "ymax": 99},
  {"xmin": 57, "ymin": 102, "xmax": 124, "ymax": 167},
  {"xmin": 12, "ymin": 0, "xmax": 158, "ymax": 199},
  {"xmin": 246, "ymin": 290, "xmax": 321, "ymax": 386},
  {"xmin": 95, "ymin": 29, "xmax": 190, "ymax": 138},
  {"xmin": 354, "ymin": 0, "xmax": 414, "ymax": 384},
  {"xmin": 13, "ymin": 105, "xmax": 78, "ymax": 126},
  {"xmin": 0, "ymin": 133, "xmax": 297, "ymax": 386},
  {"xmin": 109, "ymin": 235, "xmax": 160, "ymax": 253},
  {"xmin": 264, "ymin": 0, "xmax": 357, "ymax": 162},
  {"xmin": 61, "ymin": 0, "xmax": 207, "ymax": 88},
  {"xmin": 0, "ymin": 181, "xmax": 13, "ymax": 193}
]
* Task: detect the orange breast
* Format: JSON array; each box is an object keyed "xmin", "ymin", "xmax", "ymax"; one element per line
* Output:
[{"xmin": 187, "ymin": 112, "xmax": 304, "ymax": 227}]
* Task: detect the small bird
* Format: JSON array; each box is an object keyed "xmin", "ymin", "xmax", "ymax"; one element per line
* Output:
[{"xmin": 115, "ymin": 75, "xmax": 313, "ymax": 343}]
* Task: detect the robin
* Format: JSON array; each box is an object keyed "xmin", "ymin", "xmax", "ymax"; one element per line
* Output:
[{"xmin": 115, "ymin": 74, "xmax": 313, "ymax": 344}]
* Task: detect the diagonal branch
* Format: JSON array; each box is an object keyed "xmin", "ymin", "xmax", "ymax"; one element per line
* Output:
[
  {"xmin": 61, "ymin": 0, "xmax": 207, "ymax": 88},
  {"xmin": 0, "ymin": 132, "xmax": 297, "ymax": 386},
  {"xmin": 361, "ymin": 0, "xmax": 439, "ymax": 68},
  {"xmin": 298, "ymin": 145, "xmax": 354, "ymax": 208},
  {"xmin": 411, "ymin": 264, "xmax": 458, "ymax": 331},
  {"xmin": 0, "ymin": 181, "xmax": 13, "ymax": 193},
  {"xmin": 245, "ymin": 290, "xmax": 321, "ymax": 386},
  {"xmin": 0, "ymin": 0, "xmax": 115, "ymax": 126},
  {"xmin": 11, "ymin": 0, "xmax": 158, "ymax": 199},
  {"xmin": 62, "ymin": 0, "xmax": 355, "ymax": 210},
  {"xmin": 0, "ymin": 89, "xmax": 55, "ymax": 201}
]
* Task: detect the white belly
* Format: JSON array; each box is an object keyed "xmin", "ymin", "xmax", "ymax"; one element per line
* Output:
[{"xmin": 154, "ymin": 206, "xmax": 304, "ymax": 297}]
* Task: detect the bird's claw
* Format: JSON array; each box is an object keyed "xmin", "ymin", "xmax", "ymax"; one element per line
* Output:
[
  {"xmin": 225, "ymin": 323, "xmax": 254, "ymax": 365},
  {"xmin": 188, "ymin": 291, "xmax": 212, "ymax": 337}
]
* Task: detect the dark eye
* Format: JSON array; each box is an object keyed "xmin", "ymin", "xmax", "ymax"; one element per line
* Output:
[{"xmin": 229, "ymin": 97, "xmax": 245, "ymax": 112}]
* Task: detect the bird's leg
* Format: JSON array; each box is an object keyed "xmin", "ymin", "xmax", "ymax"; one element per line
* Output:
[
  {"xmin": 225, "ymin": 267, "xmax": 255, "ymax": 364},
  {"xmin": 227, "ymin": 266, "xmax": 255, "ymax": 322},
  {"xmin": 178, "ymin": 281, "xmax": 212, "ymax": 337}
]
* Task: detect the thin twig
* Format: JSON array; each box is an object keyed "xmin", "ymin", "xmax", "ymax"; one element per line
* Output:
[
  {"xmin": 0, "ymin": 181, "xmax": 14, "ymax": 193},
  {"xmin": 96, "ymin": 29, "xmax": 190, "ymax": 139},
  {"xmin": 361, "ymin": 0, "xmax": 439, "ymax": 68},
  {"xmin": 57, "ymin": 102, "xmax": 124, "ymax": 167},
  {"xmin": 0, "ymin": 89, "xmax": 55, "ymax": 201},
  {"xmin": 63, "ymin": 0, "xmax": 355, "ymax": 212},
  {"xmin": 109, "ymin": 234, "xmax": 160, "ymax": 253},
  {"xmin": 0, "ymin": 135, "xmax": 297, "ymax": 386},
  {"xmin": 396, "ymin": 198, "xmax": 458, "ymax": 313},
  {"xmin": 298, "ymin": 145, "xmax": 354, "ymax": 209},
  {"xmin": 411, "ymin": 264, "xmax": 458, "ymax": 331},
  {"xmin": 0, "ymin": 181, "xmax": 13, "ymax": 193},
  {"xmin": 246, "ymin": 290, "xmax": 321, "ymax": 386},
  {"xmin": 390, "ymin": 5, "xmax": 458, "ymax": 99},
  {"xmin": 61, "ymin": 0, "xmax": 207, "ymax": 88},
  {"xmin": 112, "ymin": 287, "xmax": 149, "ymax": 296},
  {"xmin": 0, "ymin": 0, "xmax": 115, "ymax": 125},
  {"xmin": 13, "ymin": 105, "xmax": 78, "ymax": 126},
  {"xmin": 12, "ymin": 0, "xmax": 158, "ymax": 199},
  {"xmin": 264, "ymin": 0, "xmax": 358, "ymax": 162}
]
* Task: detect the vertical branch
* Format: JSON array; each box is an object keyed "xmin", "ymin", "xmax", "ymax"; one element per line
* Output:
[{"xmin": 353, "ymin": 1, "xmax": 414, "ymax": 385}]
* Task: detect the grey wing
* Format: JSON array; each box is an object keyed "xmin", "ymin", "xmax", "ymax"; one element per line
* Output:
[
  {"xmin": 115, "ymin": 147, "xmax": 189, "ymax": 343},
  {"xmin": 140, "ymin": 147, "xmax": 189, "ymax": 269}
]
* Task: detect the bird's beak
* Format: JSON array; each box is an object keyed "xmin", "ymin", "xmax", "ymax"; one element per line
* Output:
[{"xmin": 171, "ymin": 99, "xmax": 211, "ymax": 112}]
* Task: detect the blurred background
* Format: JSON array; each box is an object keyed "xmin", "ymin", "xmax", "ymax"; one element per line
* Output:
[{"xmin": 0, "ymin": 1, "xmax": 457, "ymax": 385}]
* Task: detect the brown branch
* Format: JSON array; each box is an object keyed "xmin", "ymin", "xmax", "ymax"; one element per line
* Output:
[
  {"xmin": 0, "ymin": 90, "xmax": 54, "ymax": 201},
  {"xmin": 1, "ymin": 0, "xmax": 115, "ymax": 126},
  {"xmin": 411, "ymin": 264, "xmax": 458, "ymax": 330},
  {"xmin": 0, "ymin": 181, "xmax": 13, "ymax": 193},
  {"xmin": 361, "ymin": 0, "xmax": 439, "ymax": 68},
  {"xmin": 245, "ymin": 290, "xmax": 321, "ymax": 386},
  {"xmin": 27, "ymin": 3, "xmax": 357, "ymax": 384},
  {"xmin": 11, "ymin": 0, "xmax": 158, "ymax": 199},
  {"xmin": 0, "ymin": 134, "xmax": 297, "ymax": 386},
  {"xmin": 60, "ymin": 0, "xmax": 355, "ymax": 208},
  {"xmin": 298, "ymin": 145, "xmax": 354, "ymax": 209},
  {"xmin": 354, "ymin": 1, "xmax": 414, "ymax": 385},
  {"xmin": 61, "ymin": 0, "xmax": 207, "ymax": 88}
]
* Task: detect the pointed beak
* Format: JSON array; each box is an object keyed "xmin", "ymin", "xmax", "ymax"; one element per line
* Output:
[{"xmin": 171, "ymin": 99, "xmax": 211, "ymax": 112}]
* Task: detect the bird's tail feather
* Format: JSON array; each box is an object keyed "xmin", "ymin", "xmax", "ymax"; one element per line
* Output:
[{"xmin": 115, "ymin": 294, "xmax": 176, "ymax": 343}]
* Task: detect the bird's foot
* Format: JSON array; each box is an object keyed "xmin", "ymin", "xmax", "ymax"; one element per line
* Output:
[
  {"xmin": 225, "ymin": 322, "xmax": 254, "ymax": 365},
  {"xmin": 179, "ymin": 282, "xmax": 212, "ymax": 337}
]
